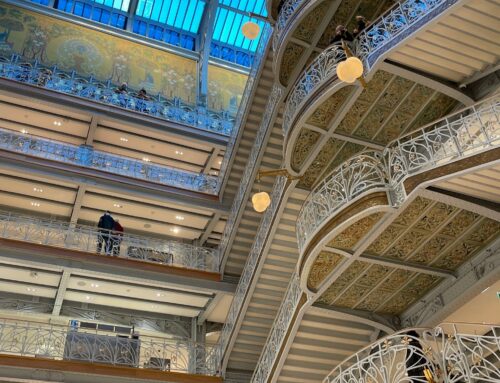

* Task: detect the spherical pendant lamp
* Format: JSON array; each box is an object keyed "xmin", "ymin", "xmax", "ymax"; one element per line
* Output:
[
  {"xmin": 242, "ymin": 21, "xmax": 260, "ymax": 40},
  {"xmin": 337, "ymin": 57, "xmax": 364, "ymax": 83},
  {"xmin": 252, "ymin": 191, "xmax": 271, "ymax": 212}
]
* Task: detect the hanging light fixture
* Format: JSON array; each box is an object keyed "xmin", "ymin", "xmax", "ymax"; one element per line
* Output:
[
  {"xmin": 336, "ymin": 41, "xmax": 365, "ymax": 85},
  {"xmin": 252, "ymin": 191, "xmax": 271, "ymax": 213},
  {"xmin": 242, "ymin": 21, "xmax": 260, "ymax": 40}
]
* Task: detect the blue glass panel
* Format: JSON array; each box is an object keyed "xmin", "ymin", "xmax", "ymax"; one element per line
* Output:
[
  {"xmin": 135, "ymin": 0, "xmax": 205, "ymax": 33},
  {"xmin": 133, "ymin": 19, "xmax": 148, "ymax": 35},
  {"xmin": 29, "ymin": 0, "xmax": 51, "ymax": 5}
]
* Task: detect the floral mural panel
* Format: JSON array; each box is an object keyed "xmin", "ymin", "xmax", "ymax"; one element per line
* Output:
[
  {"xmin": 207, "ymin": 65, "xmax": 248, "ymax": 114},
  {"xmin": 0, "ymin": 3, "xmax": 198, "ymax": 103}
]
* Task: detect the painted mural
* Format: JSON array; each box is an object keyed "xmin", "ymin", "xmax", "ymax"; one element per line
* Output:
[
  {"xmin": 207, "ymin": 65, "xmax": 248, "ymax": 113},
  {"xmin": 0, "ymin": 3, "xmax": 248, "ymax": 111}
]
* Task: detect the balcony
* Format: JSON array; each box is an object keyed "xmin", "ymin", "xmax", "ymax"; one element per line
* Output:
[
  {"xmin": 297, "ymin": 95, "xmax": 499, "ymax": 255},
  {"xmin": 283, "ymin": 0, "xmax": 460, "ymax": 151},
  {"xmin": 0, "ymin": 55, "xmax": 234, "ymax": 137},
  {"xmin": 0, "ymin": 127, "xmax": 219, "ymax": 195},
  {"xmin": 0, "ymin": 317, "xmax": 220, "ymax": 378},
  {"xmin": 323, "ymin": 323, "xmax": 500, "ymax": 383},
  {"xmin": 0, "ymin": 212, "xmax": 219, "ymax": 273}
]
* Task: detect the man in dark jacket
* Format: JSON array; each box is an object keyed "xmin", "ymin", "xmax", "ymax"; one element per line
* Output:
[
  {"xmin": 111, "ymin": 219, "xmax": 124, "ymax": 256},
  {"xmin": 97, "ymin": 211, "xmax": 115, "ymax": 254}
]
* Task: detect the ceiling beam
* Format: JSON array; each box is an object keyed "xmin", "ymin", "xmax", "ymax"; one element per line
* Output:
[
  {"xmin": 52, "ymin": 269, "xmax": 71, "ymax": 316},
  {"xmin": 198, "ymin": 212, "xmax": 222, "ymax": 245},
  {"xmin": 203, "ymin": 148, "xmax": 221, "ymax": 174},
  {"xmin": 85, "ymin": 115, "xmax": 99, "ymax": 145}
]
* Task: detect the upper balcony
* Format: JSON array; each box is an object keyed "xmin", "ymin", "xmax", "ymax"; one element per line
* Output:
[{"xmin": 280, "ymin": 0, "xmax": 500, "ymax": 190}]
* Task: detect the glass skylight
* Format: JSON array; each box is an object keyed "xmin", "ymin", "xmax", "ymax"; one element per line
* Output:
[{"xmin": 135, "ymin": 0, "xmax": 206, "ymax": 34}]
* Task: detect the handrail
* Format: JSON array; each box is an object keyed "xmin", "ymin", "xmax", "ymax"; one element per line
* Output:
[
  {"xmin": 0, "ymin": 127, "xmax": 219, "ymax": 195},
  {"xmin": 272, "ymin": 0, "xmax": 308, "ymax": 52},
  {"xmin": 0, "ymin": 317, "xmax": 218, "ymax": 375},
  {"xmin": 0, "ymin": 54, "xmax": 234, "ymax": 136},
  {"xmin": 283, "ymin": 0, "xmax": 457, "ymax": 138},
  {"xmin": 0, "ymin": 211, "xmax": 220, "ymax": 273},
  {"xmin": 323, "ymin": 323, "xmax": 500, "ymax": 383},
  {"xmin": 297, "ymin": 95, "xmax": 499, "ymax": 253}
]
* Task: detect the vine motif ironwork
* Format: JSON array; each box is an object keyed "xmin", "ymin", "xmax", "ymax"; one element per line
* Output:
[
  {"xmin": 0, "ymin": 55, "xmax": 234, "ymax": 136},
  {"xmin": 0, "ymin": 212, "xmax": 220, "ymax": 272},
  {"xmin": 251, "ymin": 272, "xmax": 302, "ymax": 383},
  {"xmin": 282, "ymin": 0, "xmax": 455, "ymax": 138},
  {"xmin": 0, "ymin": 318, "xmax": 218, "ymax": 375},
  {"xmin": 297, "ymin": 96, "xmax": 500, "ymax": 253},
  {"xmin": 0, "ymin": 127, "xmax": 219, "ymax": 195},
  {"xmin": 272, "ymin": 0, "xmax": 307, "ymax": 52},
  {"xmin": 211, "ymin": 176, "xmax": 287, "ymax": 371},
  {"xmin": 323, "ymin": 324, "xmax": 500, "ymax": 383}
]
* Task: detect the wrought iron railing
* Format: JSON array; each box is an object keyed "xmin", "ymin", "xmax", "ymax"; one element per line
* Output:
[
  {"xmin": 0, "ymin": 127, "xmax": 219, "ymax": 195},
  {"xmin": 0, "ymin": 318, "xmax": 218, "ymax": 375},
  {"xmin": 210, "ymin": 176, "xmax": 288, "ymax": 371},
  {"xmin": 297, "ymin": 96, "xmax": 500, "ymax": 253},
  {"xmin": 272, "ymin": 0, "xmax": 308, "ymax": 52},
  {"xmin": 283, "ymin": 0, "xmax": 457, "ymax": 138},
  {"xmin": 0, "ymin": 55, "xmax": 234, "ymax": 136},
  {"xmin": 0, "ymin": 212, "xmax": 219, "ymax": 273},
  {"xmin": 251, "ymin": 272, "xmax": 302, "ymax": 383},
  {"xmin": 323, "ymin": 323, "xmax": 500, "ymax": 383}
]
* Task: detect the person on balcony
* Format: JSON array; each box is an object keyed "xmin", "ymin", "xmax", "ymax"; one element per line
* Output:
[
  {"xmin": 405, "ymin": 330, "xmax": 435, "ymax": 383},
  {"xmin": 353, "ymin": 16, "xmax": 369, "ymax": 37},
  {"xmin": 97, "ymin": 211, "xmax": 115, "ymax": 255},
  {"xmin": 111, "ymin": 219, "xmax": 124, "ymax": 256},
  {"xmin": 330, "ymin": 25, "xmax": 354, "ymax": 45},
  {"xmin": 115, "ymin": 82, "xmax": 128, "ymax": 94}
]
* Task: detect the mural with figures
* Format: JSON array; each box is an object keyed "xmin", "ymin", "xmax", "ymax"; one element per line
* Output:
[{"xmin": 0, "ymin": 3, "xmax": 248, "ymax": 111}]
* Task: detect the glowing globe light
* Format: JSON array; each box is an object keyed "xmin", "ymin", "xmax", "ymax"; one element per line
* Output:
[
  {"xmin": 242, "ymin": 21, "xmax": 260, "ymax": 40},
  {"xmin": 337, "ymin": 57, "xmax": 364, "ymax": 83},
  {"xmin": 252, "ymin": 191, "xmax": 271, "ymax": 212}
]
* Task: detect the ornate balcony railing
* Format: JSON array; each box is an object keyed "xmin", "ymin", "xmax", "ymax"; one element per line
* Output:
[
  {"xmin": 0, "ymin": 212, "xmax": 219, "ymax": 273},
  {"xmin": 0, "ymin": 318, "xmax": 218, "ymax": 375},
  {"xmin": 210, "ymin": 176, "xmax": 288, "ymax": 371},
  {"xmin": 297, "ymin": 96, "xmax": 499, "ymax": 253},
  {"xmin": 251, "ymin": 272, "xmax": 302, "ymax": 383},
  {"xmin": 0, "ymin": 127, "xmax": 219, "ymax": 195},
  {"xmin": 323, "ymin": 323, "xmax": 500, "ymax": 383},
  {"xmin": 283, "ymin": 0, "xmax": 456, "ymax": 138},
  {"xmin": 272, "ymin": 0, "xmax": 307, "ymax": 52},
  {"xmin": 0, "ymin": 55, "xmax": 234, "ymax": 136}
]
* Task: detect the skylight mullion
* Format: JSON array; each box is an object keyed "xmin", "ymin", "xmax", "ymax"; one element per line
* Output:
[
  {"xmin": 190, "ymin": 1, "xmax": 205, "ymax": 33},
  {"xmin": 228, "ymin": 12, "xmax": 243, "ymax": 45},
  {"xmin": 212, "ymin": 8, "xmax": 227, "ymax": 41},
  {"xmin": 183, "ymin": 0, "xmax": 197, "ymax": 31},
  {"xmin": 158, "ymin": 0, "xmax": 170, "ymax": 23},
  {"xmin": 136, "ymin": 0, "xmax": 146, "ymax": 16},
  {"xmin": 151, "ymin": 0, "xmax": 164, "ymax": 21},
  {"xmin": 233, "ymin": 14, "xmax": 248, "ymax": 47},
  {"xmin": 166, "ymin": 0, "xmax": 180, "ymax": 26}
]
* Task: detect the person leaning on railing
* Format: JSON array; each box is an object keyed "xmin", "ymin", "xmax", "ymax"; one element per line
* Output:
[
  {"xmin": 97, "ymin": 210, "xmax": 115, "ymax": 255},
  {"xmin": 111, "ymin": 219, "xmax": 124, "ymax": 256}
]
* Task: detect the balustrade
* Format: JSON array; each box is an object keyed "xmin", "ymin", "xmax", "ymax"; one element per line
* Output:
[
  {"xmin": 0, "ymin": 212, "xmax": 219, "ymax": 273},
  {"xmin": 297, "ymin": 96, "xmax": 500, "ymax": 253},
  {"xmin": 0, "ymin": 55, "xmax": 233, "ymax": 136},
  {"xmin": 323, "ymin": 323, "xmax": 500, "ymax": 383},
  {"xmin": 0, "ymin": 127, "xmax": 219, "ymax": 195},
  {"xmin": 283, "ymin": 0, "xmax": 457, "ymax": 138},
  {"xmin": 0, "ymin": 318, "xmax": 218, "ymax": 375}
]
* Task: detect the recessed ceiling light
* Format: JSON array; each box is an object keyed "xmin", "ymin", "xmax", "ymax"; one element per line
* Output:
[
  {"xmin": 211, "ymin": 171, "xmax": 218, "ymax": 176},
  {"xmin": 33, "ymin": 187, "xmax": 43, "ymax": 193},
  {"xmin": 113, "ymin": 203, "xmax": 123, "ymax": 208},
  {"xmin": 151, "ymin": 304, "xmax": 159, "ymax": 309},
  {"xmin": 218, "ymin": 160, "xmax": 222, "ymax": 165},
  {"xmin": 175, "ymin": 150, "xmax": 184, "ymax": 155},
  {"xmin": 90, "ymin": 283, "xmax": 99, "ymax": 288},
  {"xmin": 30, "ymin": 202, "xmax": 41, "ymax": 207},
  {"xmin": 156, "ymin": 292, "xmax": 163, "ymax": 297},
  {"xmin": 142, "ymin": 157, "xmax": 150, "ymax": 162},
  {"xmin": 21, "ymin": 129, "xmax": 28, "ymax": 134},
  {"xmin": 175, "ymin": 215, "xmax": 184, "ymax": 221},
  {"xmin": 53, "ymin": 121, "xmax": 62, "ymax": 126},
  {"xmin": 170, "ymin": 227, "xmax": 180, "ymax": 234},
  {"xmin": 27, "ymin": 287, "xmax": 37, "ymax": 292},
  {"xmin": 85, "ymin": 295, "xmax": 91, "ymax": 300},
  {"xmin": 120, "ymin": 137, "xmax": 129, "ymax": 142}
]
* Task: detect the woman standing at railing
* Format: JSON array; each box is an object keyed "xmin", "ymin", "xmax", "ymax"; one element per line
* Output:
[{"xmin": 111, "ymin": 219, "xmax": 124, "ymax": 256}]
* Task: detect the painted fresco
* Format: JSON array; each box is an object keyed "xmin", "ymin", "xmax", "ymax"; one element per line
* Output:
[
  {"xmin": 0, "ymin": 3, "xmax": 249, "ymax": 112},
  {"xmin": 208, "ymin": 65, "xmax": 248, "ymax": 114}
]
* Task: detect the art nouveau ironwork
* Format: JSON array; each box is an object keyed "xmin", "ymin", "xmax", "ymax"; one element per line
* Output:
[
  {"xmin": 251, "ymin": 272, "xmax": 302, "ymax": 383},
  {"xmin": 283, "ymin": 0, "xmax": 457, "ymax": 138},
  {"xmin": 0, "ymin": 318, "xmax": 218, "ymax": 375},
  {"xmin": 0, "ymin": 127, "xmax": 219, "ymax": 195},
  {"xmin": 211, "ymin": 176, "xmax": 288, "ymax": 371},
  {"xmin": 0, "ymin": 212, "xmax": 219, "ymax": 272},
  {"xmin": 272, "ymin": 0, "xmax": 307, "ymax": 52},
  {"xmin": 323, "ymin": 323, "xmax": 500, "ymax": 383},
  {"xmin": 0, "ymin": 55, "xmax": 234, "ymax": 136},
  {"xmin": 297, "ymin": 96, "xmax": 500, "ymax": 252}
]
